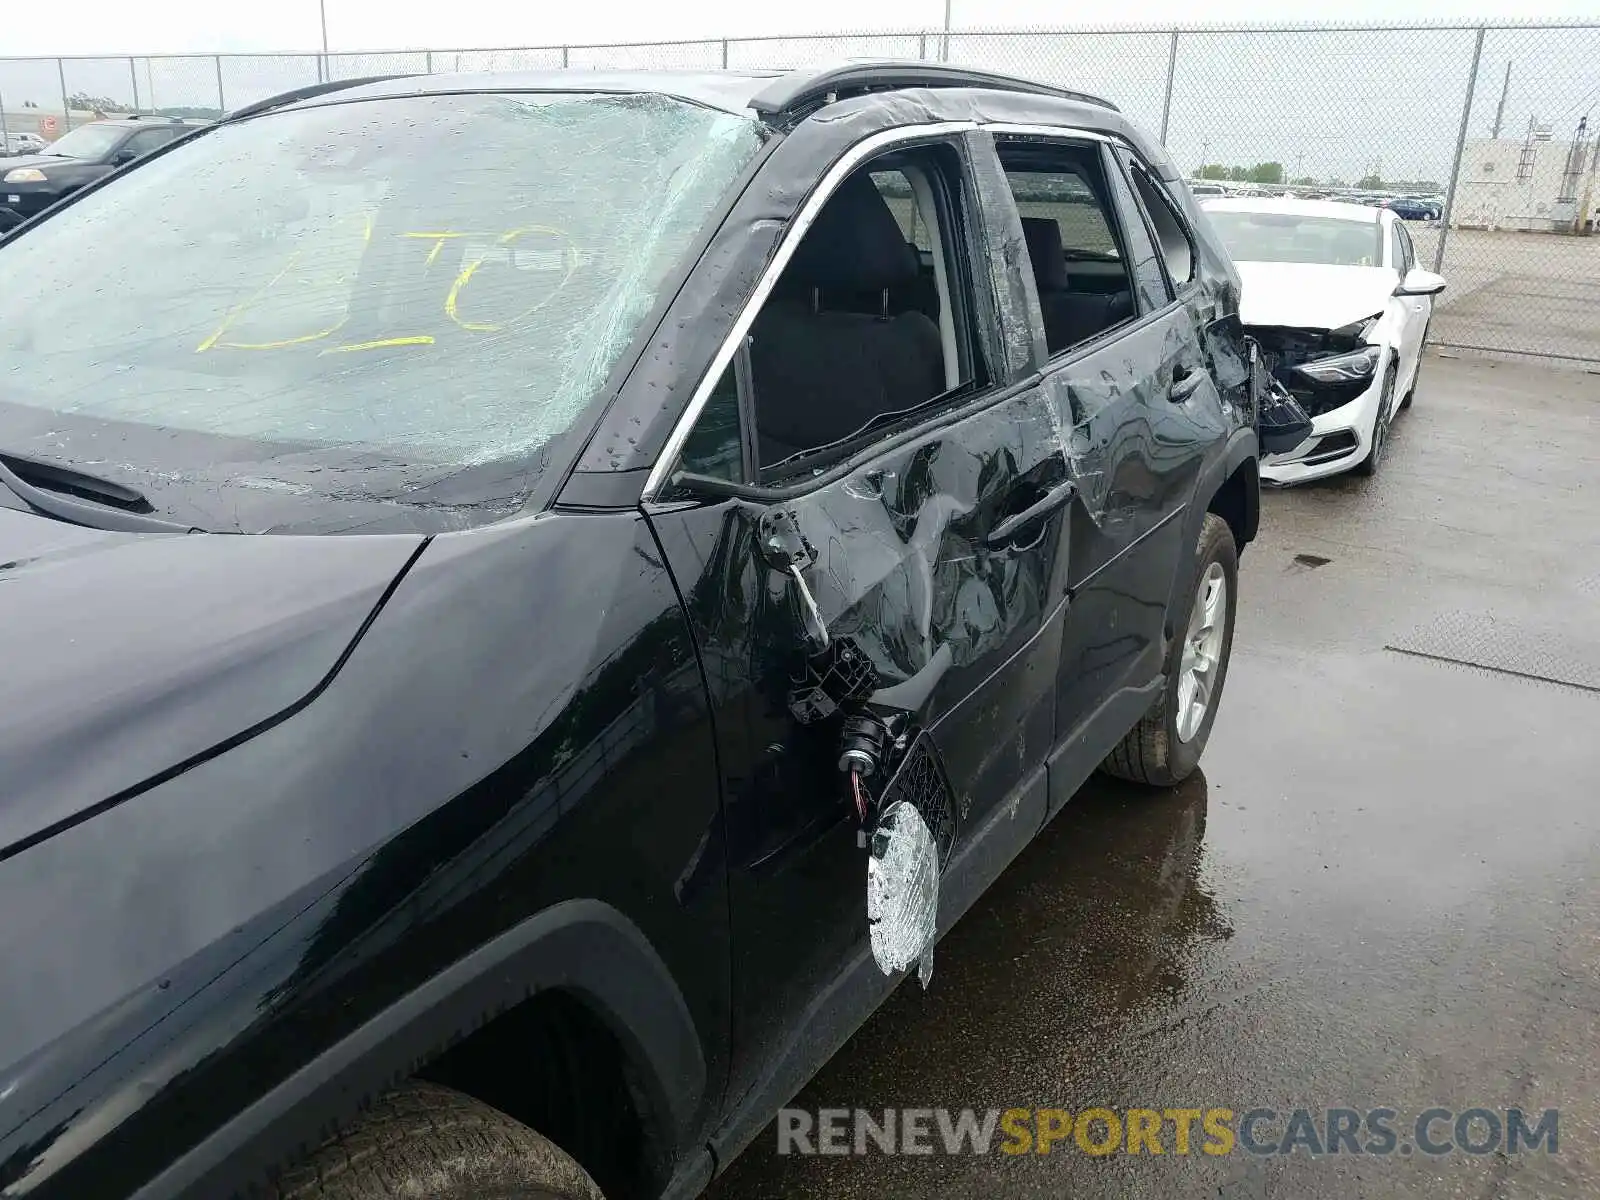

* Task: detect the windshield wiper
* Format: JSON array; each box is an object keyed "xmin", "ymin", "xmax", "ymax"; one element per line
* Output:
[{"xmin": 0, "ymin": 452, "xmax": 201, "ymax": 533}]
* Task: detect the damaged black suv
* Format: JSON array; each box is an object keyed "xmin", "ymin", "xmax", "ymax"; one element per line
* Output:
[{"xmin": 0, "ymin": 64, "xmax": 1263, "ymax": 1200}]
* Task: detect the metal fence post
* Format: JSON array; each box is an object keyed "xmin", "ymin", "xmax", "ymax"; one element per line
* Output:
[
  {"xmin": 1159, "ymin": 30, "xmax": 1179, "ymax": 145},
  {"xmin": 129, "ymin": 57, "xmax": 140, "ymax": 113},
  {"xmin": 215, "ymin": 55, "xmax": 225, "ymax": 113},
  {"xmin": 425, "ymin": 50, "xmax": 433, "ymax": 74},
  {"xmin": 720, "ymin": 39, "xmax": 728, "ymax": 69},
  {"xmin": 1435, "ymin": 25, "xmax": 1485, "ymax": 274},
  {"xmin": 57, "ymin": 58, "xmax": 71, "ymax": 133},
  {"xmin": 918, "ymin": 32, "xmax": 928, "ymax": 60},
  {"xmin": 0, "ymin": 90, "xmax": 10, "ymax": 152},
  {"xmin": 560, "ymin": 46, "xmax": 569, "ymax": 69}
]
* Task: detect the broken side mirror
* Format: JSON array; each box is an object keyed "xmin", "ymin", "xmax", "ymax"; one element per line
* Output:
[
  {"xmin": 1395, "ymin": 268, "xmax": 1446, "ymax": 297},
  {"xmin": 756, "ymin": 507, "xmax": 829, "ymax": 652}
]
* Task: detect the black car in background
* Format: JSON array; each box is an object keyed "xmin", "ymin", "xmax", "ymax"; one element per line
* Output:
[
  {"xmin": 0, "ymin": 65, "xmax": 1263, "ymax": 1200},
  {"xmin": 0, "ymin": 115, "xmax": 200, "ymax": 228}
]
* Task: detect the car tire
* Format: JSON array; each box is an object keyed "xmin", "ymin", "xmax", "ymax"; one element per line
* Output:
[
  {"xmin": 1353, "ymin": 362, "xmax": 1399, "ymax": 476},
  {"xmin": 276, "ymin": 1081, "xmax": 607, "ymax": 1200},
  {"xmin": 1101, "ymin": 513, "xmax": 1238, "ymax": 788}
]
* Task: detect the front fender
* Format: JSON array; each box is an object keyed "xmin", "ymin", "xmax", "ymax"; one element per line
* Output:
[{"xmin": 133, "ymin": 899, "xmax": 704, "ymax": 1200}]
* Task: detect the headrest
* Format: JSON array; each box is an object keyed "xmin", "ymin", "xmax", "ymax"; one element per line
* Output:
[
  {"xmin": 783, "ymin": 173, "xmax": 920, "ymax": 293},
  {"xmin": 1021, "ymin": 217, "xmax": 1071, "ymax": 292}
]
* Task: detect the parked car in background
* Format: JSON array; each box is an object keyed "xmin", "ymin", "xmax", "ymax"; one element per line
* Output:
[
  {"xmin": 0, "ymin": 116, "xmax": 199, "ymax": 225},
  {"xmin": 1202, "ymin": 196, "xmax": 1445, "ymax": 482},
  {"xmin": 1382, "ymin": 195, "xmax": 1437, "ymax": 221},
  {"xmin": 0, "ymin": 63, "xmax": 1265, "ymax": 1200},
  {"xmin": 1, "ymin": 131, "xmax": 47, "ymax": 156},
  {"xmin": 1189, "ymin": 180, "xmax": 1228, "ymax": 197}
]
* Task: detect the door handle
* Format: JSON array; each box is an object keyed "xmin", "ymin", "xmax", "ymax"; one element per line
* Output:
[
  {"xmin": 1169, "ymin": 366, "xmax": 1205, "ymax": 402},
  {"xmin": 983, "ymin": 480, "xmax": 1077, "ymax": 550}
]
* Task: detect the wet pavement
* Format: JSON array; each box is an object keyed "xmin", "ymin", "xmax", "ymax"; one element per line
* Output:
[{"xmin": 707, "ymin": 354, "xmax": 1600, "ymax": 1199}]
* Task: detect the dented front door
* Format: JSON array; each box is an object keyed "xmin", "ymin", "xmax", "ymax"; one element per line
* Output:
[{"xmin": 645, "ymin": 385, "xmax": 1071, "ymax": 1117}]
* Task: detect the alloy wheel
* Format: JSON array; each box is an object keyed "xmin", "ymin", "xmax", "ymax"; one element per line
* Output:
[{"xmin": 1176, "ymin": 561, "xmax": 1227, "ymax": 743}]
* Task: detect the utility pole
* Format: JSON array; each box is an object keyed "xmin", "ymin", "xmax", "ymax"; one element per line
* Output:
[
  {"xmin": 1490, "ymin": 61, "xmax": 1511, "ymax": 138},
  {"xmin": 939, "ymin": 0, "xmax": 952, "ymax": 62},
  {"xmin": 1295, "ymin": 152, "xmax": 1305, "ymax": 180},
  {"xmin": 318, "ymin": 0, "xmax": 330, "ymax": 81},
  {"xmin": 1580, "ymin": 120, "xmax": 1599, "ymax": 235}
]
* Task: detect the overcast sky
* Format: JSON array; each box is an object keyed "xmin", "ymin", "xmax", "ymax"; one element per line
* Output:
[
  {"xmin": 3, "ymin": 0, "xmax": 1598, "ymax": 56},
  {"xmin": 4, "ymin": 1, "xmax": 1597, "ymax": 183}
]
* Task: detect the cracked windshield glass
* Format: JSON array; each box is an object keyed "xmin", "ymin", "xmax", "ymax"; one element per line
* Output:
[{"xmin": 0, "ymin": 92, "xmax": 760, "ymax": 532}]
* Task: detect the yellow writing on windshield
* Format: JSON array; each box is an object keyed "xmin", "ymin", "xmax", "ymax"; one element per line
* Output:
[
  {"xmin": 195, "ymin": 219, "xmax": 578, "ymax": 353},
  {"xmin": 445, "ymin": 226, "xmax": 579, "ymax": 334}
]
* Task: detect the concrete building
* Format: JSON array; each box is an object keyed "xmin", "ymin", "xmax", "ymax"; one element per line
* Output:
[{"xmin": 1452, "ymin": 130, "xmax": 1598, "ymax": 232}]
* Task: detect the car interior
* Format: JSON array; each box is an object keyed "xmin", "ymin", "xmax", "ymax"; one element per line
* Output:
[
  {"xmin": 999, "ymin": 141, "xmax": 1140, "ymax": 357},
  {"xmin": 747, "ymin": 166, "xmax": 953, "ymax": 472},
  {"xmin": 675, "ymin": 141, "xmax": 1155, "ymax": 486}
]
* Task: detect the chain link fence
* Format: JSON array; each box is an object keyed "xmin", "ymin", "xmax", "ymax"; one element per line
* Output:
[{"xmin": 3, "ymin": 21, "xmax": 1598, "ymax": 361}]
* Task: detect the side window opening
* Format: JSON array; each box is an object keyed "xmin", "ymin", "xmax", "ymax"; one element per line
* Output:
[
  {"xmin": 679, "ymin": 143, "xmax": 992, "ymax": 484},
  {"xmin": 997, "ymin": 138, "xmax": 1138, "ymax": 358},
  {"xmin": 1123, "ymin": 158, "xmax": 1196, "ymax": 288},
  {"xmin": 1392, "ymin": 221, "xmax": 1416, "ymax": 275},
  {"xmin": 1103, "ymin": 151, "xmax": 1172, "ymax": 312}
]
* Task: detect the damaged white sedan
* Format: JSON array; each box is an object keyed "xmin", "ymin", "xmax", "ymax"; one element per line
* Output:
[{"xmin": 1202, "ymin": 197, "xmax": 1446, "ymax": 482}]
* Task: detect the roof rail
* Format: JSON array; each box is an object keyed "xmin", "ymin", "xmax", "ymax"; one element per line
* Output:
[
  {"xmin": 749, "ymin": 61, "xmax": 1118, "ymax": 123},
  {"xmin": 225, "ymin": 74, "xmax": 412, "ymax": 121}
]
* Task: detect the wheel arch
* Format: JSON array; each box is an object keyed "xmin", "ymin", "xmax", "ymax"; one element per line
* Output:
[
  {"xmin": 133, "ymin": 899, "xmax": 706, "ymax": 1200},
  {"xmin": 1164, "ymin": 428, "xmax": 1257, "ymax": 640}
]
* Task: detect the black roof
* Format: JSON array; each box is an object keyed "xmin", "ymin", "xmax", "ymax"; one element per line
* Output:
[
  {"xmin": 225, "ymin": 62, "xmax": 1170, "ymax": 177},
  {"xmin": 243, "ymin": 61, "xmax": 1117, "ymax": 124}
]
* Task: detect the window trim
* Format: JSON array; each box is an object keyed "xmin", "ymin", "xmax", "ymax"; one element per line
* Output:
[
  {"xmin": 644, "ymin": 120, "xmax": 983, "ymax": 502},
  {"xmin": 993, "ymin": 132, "xmax": 1143, "ymax": 364},
  {"xmin": 1116, "ymin": 148, "xmax": 1199, "ymax": 297},
  {"xmin": 1098, "ymin": 142, "xmax": 1173, "ymax": 317}
]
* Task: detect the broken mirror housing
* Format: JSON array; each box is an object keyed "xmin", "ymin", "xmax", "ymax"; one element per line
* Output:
[{"xmin": 866, "ymin": 799, "xmax": 939, "ymax": 988}]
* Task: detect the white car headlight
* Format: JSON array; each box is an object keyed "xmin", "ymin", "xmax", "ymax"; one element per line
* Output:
[
  {"xmin": 3, "ymin": 168, "xmax": 46, "ymax": 183},
  {"xmin": 1295, "ymin": 344, "xmax": 1381, "ymax": 383}
]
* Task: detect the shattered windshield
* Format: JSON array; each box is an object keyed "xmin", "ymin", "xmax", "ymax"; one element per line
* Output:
[
  {"xmin": 0, "ymin": 92, "xmax": 761, "ymax": 532},
  {"xmin": 1206, "ymin": 211, "xmax": 1384, "ymax": 268}
]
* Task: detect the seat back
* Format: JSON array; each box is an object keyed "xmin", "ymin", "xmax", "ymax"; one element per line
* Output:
[
  {"xmin": 1020, "ymin": 215, "xmax": 1135, "ymax": 354},
  {"xmin": 752, "ymin": 174, "xmax": 944, "ymax": 464}
]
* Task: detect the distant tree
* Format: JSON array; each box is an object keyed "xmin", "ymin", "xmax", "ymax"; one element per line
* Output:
[
  {"xmin": 1291, "ymin": 175, "xmax": 1317, "ymax": 187},
  {"xmin": 152, "ymin": 106, "xmax": 223, "ymax": 119},
  {"xmin": 1198, "ymin": 161, "xmax": 1285, "ymax": 185},
  {"xmin": 67, "ymin": 92, "xmax": 132, "ymax": 114},
  {"xmin": 1357, "ymin": 173, "xmax": 1383, "ymax": 190}
]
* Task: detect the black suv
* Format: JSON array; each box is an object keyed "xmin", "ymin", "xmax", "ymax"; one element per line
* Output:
[
  {"xmin": 0, "ymin": 65, "xmax": 1262, "ymax": 1200},
  {"xmin": 0, "ymin": 115, "xmax": 201, "ymax": 228}
]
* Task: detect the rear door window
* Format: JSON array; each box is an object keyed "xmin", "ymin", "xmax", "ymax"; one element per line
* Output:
[
  {"xmin": 996, "ymin": 137, "xmax": 1139, "ymax": 358},
  {"xmin": 1116, "ymin": 150, "xmax": 1196, "ymax": 289}
]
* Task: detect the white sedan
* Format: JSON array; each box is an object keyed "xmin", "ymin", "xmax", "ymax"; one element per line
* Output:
[{"xmin": 1201, "ymin": 197, "xmax": 1445, "ymax": 482}]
